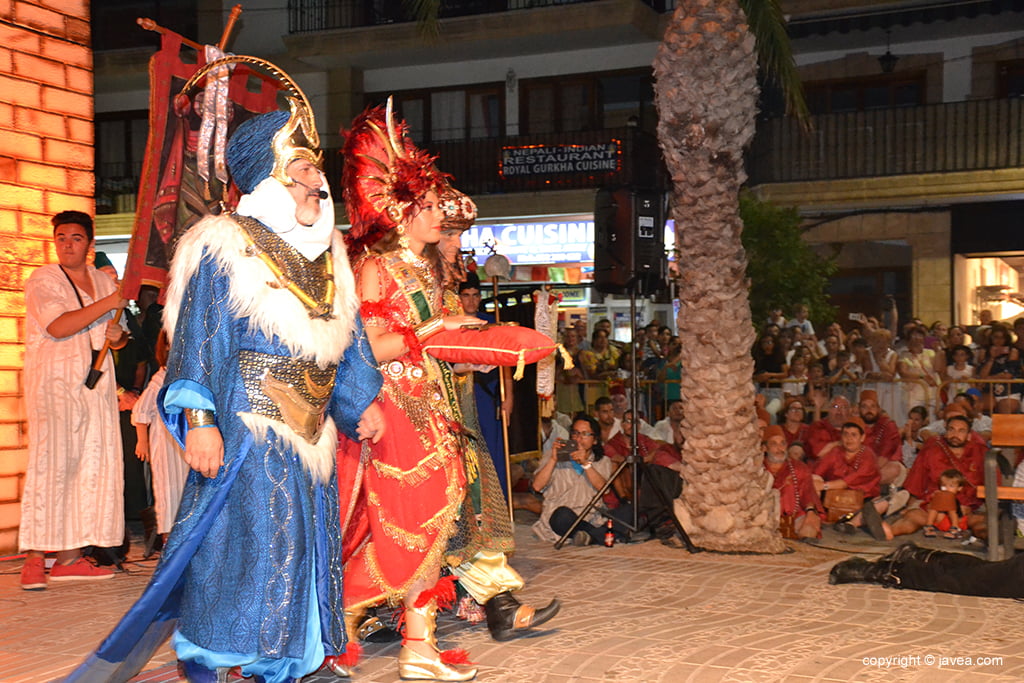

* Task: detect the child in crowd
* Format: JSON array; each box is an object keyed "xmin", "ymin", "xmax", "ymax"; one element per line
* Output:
[
  {"xmin": 923, "ymin": 468, "xmax": 967, "ymax": 539},
  {"xmin": 132, "ymin": 330, "xmax": 190, "ymax": 554},
  {"xmin": 782, "ymin": 355, "xmax": 809, "ymax": 403},
  {"xmin": 945, "ymin": 344, "xmax": 975, "ymax": 397},
  {"xmin": 787, "ymin": 441, "xmax": 806, "ymax": 463}
]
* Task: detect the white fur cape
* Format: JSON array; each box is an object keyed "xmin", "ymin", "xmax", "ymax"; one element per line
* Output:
[{"xmin": 163, "ymin": 214, "xmax": 360, "ymax": 483}]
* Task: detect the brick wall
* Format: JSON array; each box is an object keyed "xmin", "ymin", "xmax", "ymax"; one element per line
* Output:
[{"xmin": 0, "ymin": 1, "xmax": 93, "ymax": 554}]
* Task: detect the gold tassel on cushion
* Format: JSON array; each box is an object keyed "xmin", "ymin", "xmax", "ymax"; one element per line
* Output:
[
  {"xmin": 513, "ymin": 350, "xmax": 526, "ymax": 381},
  {"xmin": 557, "ymin": 343, "xmax": 574, "ymax": 370}
]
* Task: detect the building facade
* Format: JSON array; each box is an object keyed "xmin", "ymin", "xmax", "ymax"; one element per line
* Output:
[{"xmin": 91, "ymin": 0, "xmax": 1024, "ymax": 329}]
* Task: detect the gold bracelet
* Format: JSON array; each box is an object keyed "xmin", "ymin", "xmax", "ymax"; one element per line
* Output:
[
  {"xmin": 414, "ymin": 315, "xmax": 444, "ymax": 341},
  {"xmin": 184, "ymin": 408, "xmax": 216, "ymax": 429}
]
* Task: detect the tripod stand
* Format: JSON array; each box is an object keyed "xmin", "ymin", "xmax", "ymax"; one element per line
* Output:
[{"xmin": 553, "ymin": 287, "xmax": 698, "ymax": 552}]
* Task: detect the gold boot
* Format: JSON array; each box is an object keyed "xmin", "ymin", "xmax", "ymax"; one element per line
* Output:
[
  {"xmin": 399, "ymin": 602, "xmax": 477, "ymax": 682},
  {"xmin": 324, "ymin": 608, "xmax": 365, "ymax": 678}
]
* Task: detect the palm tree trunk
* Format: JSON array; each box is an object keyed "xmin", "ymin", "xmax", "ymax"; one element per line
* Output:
[{"xmin": 654, "ymin": 0, "xmax": 785, "ymax": 552}]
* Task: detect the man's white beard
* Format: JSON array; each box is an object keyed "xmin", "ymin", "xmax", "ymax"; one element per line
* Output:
[{"xmin": 236, "ymin": 174, "xmax": 335, "ymax": 261}]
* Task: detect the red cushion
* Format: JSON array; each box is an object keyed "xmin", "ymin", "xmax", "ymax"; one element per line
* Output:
[{"xmin": 423, "ymin": 325, "xmax": 558, "ymax": 367}]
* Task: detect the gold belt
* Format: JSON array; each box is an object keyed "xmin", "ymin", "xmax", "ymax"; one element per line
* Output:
[{"xmin": 239, "ymin": 350, "xmax": 337, "ymax": 443}]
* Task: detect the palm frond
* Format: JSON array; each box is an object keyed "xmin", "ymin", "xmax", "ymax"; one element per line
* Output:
[
  {"xmin": 404, "ymin": 0, "xmax": 441, "ymax": 40},
  {"xmin": 739, "ymin": 0, "xmax": 809, "ymax": 124}
]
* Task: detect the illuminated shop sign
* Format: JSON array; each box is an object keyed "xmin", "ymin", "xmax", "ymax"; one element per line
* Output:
[
  {"xmin": 461, "ymin": 216, "xmax": 595, "ymax": 265},
  {"xmin": 461, "ymin": 216, "xmax": 675, "ymax": 266},
  {"xmin": 500, "ymin": 141, "xmax": 621, "ymax": 178}
]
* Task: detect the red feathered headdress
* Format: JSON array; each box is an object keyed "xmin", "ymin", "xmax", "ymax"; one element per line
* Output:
[{"xmin": 341, "ymin": 98, "xmax": 446, "ymax": 256}]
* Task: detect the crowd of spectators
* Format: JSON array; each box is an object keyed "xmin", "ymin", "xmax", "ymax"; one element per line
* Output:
[{"xmin": 533, "ymin": 303, "xmax": 1024, "ymax": 548}]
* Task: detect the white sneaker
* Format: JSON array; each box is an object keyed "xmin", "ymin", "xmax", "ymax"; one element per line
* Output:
[{"xmin": 885, "ymin": 489, "xmax": 911, "ymax": 517}]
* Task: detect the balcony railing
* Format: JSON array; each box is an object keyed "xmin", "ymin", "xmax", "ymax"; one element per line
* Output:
[
  {"xmin": 749, "ymin": 98, "xmax": 1024, "ymax": 185},
  {"xmin": 96, "ymin": 99, "xmax": 1024, "ymax": 212},
  {"xmin": 287, "ymin": 0, "xmax": 675, "ymax": 32},
  {"xmin": 323, "ymin": 126, "xmax": 665, "ymax": 198}
]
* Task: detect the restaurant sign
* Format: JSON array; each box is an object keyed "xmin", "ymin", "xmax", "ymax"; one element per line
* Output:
[{"xmin": 500, "ymin": 140, "xmax": 621, "ymax": 178}]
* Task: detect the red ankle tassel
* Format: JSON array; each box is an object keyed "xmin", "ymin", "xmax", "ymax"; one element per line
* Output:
[
  {"xmin": 440, "ymin": 648, "xmax": 474, "ymax": 666},
  {"xmin": 327, "ymin": 641, "xmax": 362, "ymax": 668},
  {"xmin": 413, "ymin": 575, "xmax": 458, "ymax": 610}
]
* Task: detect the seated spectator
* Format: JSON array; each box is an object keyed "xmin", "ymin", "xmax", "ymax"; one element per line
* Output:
[
  {"xmin": 922, "ymin": 469, "xmax": 967, "ymax": 539},
  {"xmin": 812, "ymin": 416, "xmax": 882, "ymax": 503},
  {"xmin": 919, "ymin": 393, "xmax": 992, "ymax": 445},
  {"xmin": 805, "ymin": 396, "xmax": 851, "ymax": 464},
  {"xmin": 603, "ymin": 410, "xmax": 683, "ymax": 527},
  {"xmin": 779, "ymin": 397, "xmax": 810, "ymax": 447},
  {"xmin": 900, "ymin": 405, "xmax": 929, "ymax": 469},
  {"xmin": 650, "ymin": 399, "xmax": 684, "ymax": 445},
  {"xmin": 858, "ymin": 389, "xmax": 905, "ymax": 488},
  {"xmin": 979, "ymin": 324, "xmax": 1023, "ymax": 414},
  {"xmin": 532, "ymin": 414, "xmax": 634, "ymax": 546},
  {"xmin": 593, "ymin": 396, "xmax": 621, "ymax": 443},
  {"xmin": 609, "ymin": 383, "xmax": 629, "ymax": 421},
  {"xmin": 885, "ymin": 415, "xmax": 986, "ymax": 540},
  {"xmin": 788, "ymin": 441, "xmax": 807, "ymax": 462},
  {"xmin": 764, "ymin": 426, "xmax": 822, "ymax": 540},
  {"xmin": 604, "ymin": 410, "xmax": 682, "ymax": 472}
]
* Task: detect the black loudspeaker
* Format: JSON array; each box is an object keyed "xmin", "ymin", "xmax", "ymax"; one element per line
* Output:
[{"xmin": 593, "ymin": 187, "xmax": 666, "ymax": 295}]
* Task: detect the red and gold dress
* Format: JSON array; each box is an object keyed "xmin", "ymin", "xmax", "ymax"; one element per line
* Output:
[{"xmin": 337, "ymin": 250, "xmax": 467, "ymax": 610}]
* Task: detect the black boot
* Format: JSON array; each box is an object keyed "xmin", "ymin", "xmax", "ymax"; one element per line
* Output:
[{"xmin": 484, "ymin": 591, "xmax": 560, "ymax": 641}]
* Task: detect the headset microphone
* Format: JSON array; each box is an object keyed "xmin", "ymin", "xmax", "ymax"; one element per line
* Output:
[{"xmin": 291, "ymin": 179, "xmax": 328, "ymax": 200}]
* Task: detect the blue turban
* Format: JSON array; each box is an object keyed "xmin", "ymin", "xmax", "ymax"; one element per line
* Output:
[{"xmin": 226, "ymin": 110, "xmax": 289, "ymax": 194}]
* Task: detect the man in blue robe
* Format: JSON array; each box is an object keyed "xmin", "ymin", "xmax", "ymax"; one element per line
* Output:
[{"xmin": 67, "ymin": 95, "xmax": 383, "ymax": 683}]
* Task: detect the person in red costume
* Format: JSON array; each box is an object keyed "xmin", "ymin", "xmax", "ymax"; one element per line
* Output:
[
  {"xmin": 887, "ymin": 415, "xmax": 987, "ymax": 540},
  {"xmin": 332, "ymin": 102, "xmax": 483, "ymax": 682},
  {"xmin": 779, "ymin": 397, "xmax": 810, "ymax": 449},
  {"xmin": 857, "ymin": 389, "xmax": 905, "ymax": 487},
  {"xmin": 805, "ymin": 395, "xmax": 851, "ymax": 464},
  {"xmin": 763, "ymin": 425, "xmax": 822, "ymax": 540},
  {"xmin": 813, "ymin": 416, "xmax": 881, "ymax": 500}
]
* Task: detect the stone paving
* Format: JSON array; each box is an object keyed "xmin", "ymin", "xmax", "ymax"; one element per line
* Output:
[{"xmin": 1, "ymin": 514, "xmax": 1022, "ymax": 683}]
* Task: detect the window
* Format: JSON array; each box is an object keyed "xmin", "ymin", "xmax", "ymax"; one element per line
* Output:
[
  {"xmin": 520, "ymin": 70, "xmax": 654, "ymax": 134},
  {"xmin": 95, "ymin": 111, "xmax": 149, "ymax": 213},
  {"xmin": 805, "ymin": 74, "xmax": 925, "ymax": 115},
  {"xmin": 998, "ymin": 60, "xmax": 1024, "ymax": 99},
  {"xmin": 376, "ymin": 86, "xmax": 504, "ymax": 144}
]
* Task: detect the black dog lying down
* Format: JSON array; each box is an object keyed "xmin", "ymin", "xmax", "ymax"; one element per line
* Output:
[{"xmin": 829, "ymin": 543, "xmax": 1024, "ymax": 599}]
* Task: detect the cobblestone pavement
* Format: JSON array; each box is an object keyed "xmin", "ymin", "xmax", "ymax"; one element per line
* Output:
[{"xmin": 1, "ymin": 515, "xmax": 1022, "ymax": 683}]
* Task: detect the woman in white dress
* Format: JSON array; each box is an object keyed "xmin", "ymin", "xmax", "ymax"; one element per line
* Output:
[{"xmin": 19, "ymin": 211, "xmax": 127, "ymax": 590}]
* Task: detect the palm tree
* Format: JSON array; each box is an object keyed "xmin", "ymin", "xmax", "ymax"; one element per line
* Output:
[{"xmin": 653, "ymin": 0, "xmax": 803, "ymax": 552}]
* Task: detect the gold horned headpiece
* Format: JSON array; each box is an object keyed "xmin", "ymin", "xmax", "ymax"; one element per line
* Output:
[
  {"xmin": 178, "ymin": 55, "xmax": 323, "ymax": 195},
  {"xmin": 341, "ymin": 97, "xmax": 446, "ymax": 256}
]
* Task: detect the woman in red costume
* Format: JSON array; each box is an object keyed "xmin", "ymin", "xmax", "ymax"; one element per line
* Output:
[{"xmin": 333, "ymin": 101, "xmax": 483, "ymax": 682}]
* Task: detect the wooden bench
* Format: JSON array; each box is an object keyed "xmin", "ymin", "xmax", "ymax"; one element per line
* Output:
[{"xmin": 981, "ymin": 414, "xmax": 1024, "ymax": 561}]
